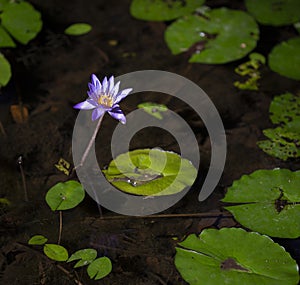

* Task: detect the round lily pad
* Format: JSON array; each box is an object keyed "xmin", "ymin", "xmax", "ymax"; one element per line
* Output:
[
  {"xmin": 1, "ymin": 1, "xmax": 42, "ymax": 45},
  {"xmin": 68, "ymin": 249, "xmax": 97, "ymax": 268},
  {"xmin": 222, "ymin": 169, "xmax": 300, "ymax": 238},
  {"xmin": 268, "ymin": 37, "xmax": 300, "ymax": 80},
  {"xmin": 0, "ymin": 25, "xmax": 16, "ymax": 48},
  {"xmin": 245, "ymin": 0, "xmax": 300, "ymax": 26},
  {"xmin": 103, "ymin": 148, "xmax": 197, "ymax": 196},
  {"xmin": 87, "ymin": 257, "xmax": 112, "ymax": 280},
  {"xmin": 45, "ymin": 180, "xmax": 85, "ymax": 211},
  {"xmin": 130, "ymin": 0, "xmax": 205, "ymax": 21},
  {"xmin": 175, "ymin": 228, "xmax": 299, "ymax": 285},
  {"xmin": 137, "ymin": 102, "xmax": 168, "ymax": 120},
  {"xmin": 0, "ymin": 53, "xmax": 11, "ymax": 87},
  {"xmin": 165, "ymin": 8, "xmax": 259, "ymax": 64},
  {"xmin": 64, "ymin": 23, "xmax": 92, "ymax": 36}
]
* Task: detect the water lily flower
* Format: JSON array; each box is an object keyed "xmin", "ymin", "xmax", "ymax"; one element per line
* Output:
[{"xmin": 74, "ymin": 74, "xmax": 132, "ymax": 124}]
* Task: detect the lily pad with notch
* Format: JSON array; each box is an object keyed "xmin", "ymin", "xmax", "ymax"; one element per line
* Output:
[
  {"xmin": 68, "ymin": 249, "xmax": 97, "ymax": 268},
  {"xmin": 103, "ymin": 148, "xmax": 197, "ymax": 196},
  {"xmin": 45, "ymin": 180, "xmax": 85, "ymax": 211},
  {"xmin": 130, "ymin": 0, "xmax": 205, "ymax": 21},
  {"xmin": 222, "ymin": 169, "xmax": 300, "ymax": 238},
  {"xmin": 175, "ymin": 228, "xmax": 299, "ymax": 285},
  {"xmin": 165, "ymin": 7, "xmax": 259, "ymax": 64},
  {"xmin": 87, "ymin": 257, "xmax": 112, "ymax": 280},
  {"xmin": 245, "ymin": 0, "xmax": 300, "ymax": 26},
  {"xmin": 137, "ymin": 102, "xmax": 168, "ymax": 120},
  {"xmin": 268, "ymin": 37, "xmax": 300, "ymax": 81}
]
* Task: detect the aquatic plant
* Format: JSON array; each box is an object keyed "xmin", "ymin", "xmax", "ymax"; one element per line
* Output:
[
  {"xmin": 137, "ymin": 102, "xmax": 168, "ymax": 120},
  {"xmin": 257, "ymin": 93, "xmax": 300, "ymax": 160},
  {"xmin": 0, "ymin": 0, "xmax": 42, "ymax": 87},
  {"xmin": 175, "ymin": 228, "xmax": 299, "ymax": 285},
  {"xmin": 64, "ymin": 23, "xmax": 92, "ymax": 36}
]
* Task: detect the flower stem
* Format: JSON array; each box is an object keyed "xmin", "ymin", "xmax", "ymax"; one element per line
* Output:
[
  {"xmin": 75, "ymin": 115, "xmax": 104, "ymax": 170},
  {"xmin": 58, "ymin": 210, "xmax": 63, "ymax": 245}
]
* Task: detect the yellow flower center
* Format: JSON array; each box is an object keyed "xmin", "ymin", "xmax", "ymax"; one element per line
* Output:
[{"xmin": 98, "ymin": 94, "xmax": 113, "ymax": 108}]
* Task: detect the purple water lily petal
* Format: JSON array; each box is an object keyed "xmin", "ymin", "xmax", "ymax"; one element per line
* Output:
[
  {"xmin": 114, "ymin": 88, "xmax": 133, "ymax": 104},
  {"xmin": 92, "ymin": 107, "xmax": 105, "ymax": 121},
  {"xmin": 102, "ymin": 77, "xmax": 108, "ymax": 94},
  {"xmin": 111, "ymin": 81, "xmax": 120, "ymax": 98},
  {"xmin": 108, "ymin": 76, "xmax": 114, "ymax": 94},
  {"xmin": 91, "ymin": 74, "xmax": 101, "ymax": 91},
  {"xmin": 108, "ymin": 105, "xmax": 126, "ymax": 124},
  {"xmin": 74, "ymin": 100, "xmax": 95, "ymax": 110}
]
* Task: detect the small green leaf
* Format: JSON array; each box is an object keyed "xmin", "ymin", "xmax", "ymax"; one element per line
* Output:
[
  {"xmin": 0, "ymin": 0, "xmax": 8, "ymax": 11},
  {"xmin": 222, "ymin": 169, "xmax": 300, "ymax": 238},
  {"xmin": 64, "ymin": 23, "xmax": 92, "ymax": 36},
  {"xmin": 175, "ymin": 228, "xmax": 299, "ymax": 285},
  {"xmin": 130, "ymin": 0, "xmax": 205, "ymax": 21},
  {"xmin": 165, "ymin": 8, "xmax": 259, "ymax": 64},
  {"xmin": 43, "ymin": 244, "xmax": 69, "ymax": 261},
  {"xmin": 245, "ymin": 0, "xmax": 300, "ymax": 26},
  {"xmin": 103, "ymin": 148, "xmax": 197, "ymax": 196},
  {"xmin": 28, "ymin": 235, "xmax": 48, "ymax": 245},
  {"xmin": 87, "ymin": 257, "xmax": 112, "ymax": 280},
  {"xmin": 0, "ymin": 25, "xmax": 16, "ymax": 48},
  {"xmin": 1, "ymin": 2, "xmax": 42, "ymax": 44},
  {"xmin": 68, "ymin": 249, "xmax": 97, "ymax": 268},
  {"xmin": 0, "ymin": 53, "xmax": 11, "ymax": 87},
  {"xmin": 137, "ymin": 102, "xmax": 168, "ymax": 120},
  {"xmin": 45, "ymin": 180, "xmax": 85, "ymax": 211},
  {"xmin": 268, "ymin": 37, "xmax": 300, "ymax": 80}
]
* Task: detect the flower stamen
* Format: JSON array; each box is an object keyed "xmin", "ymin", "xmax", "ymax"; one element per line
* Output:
[{"xmin": 98, "ymin": 94, "xmax": 113, "ymax": 108}]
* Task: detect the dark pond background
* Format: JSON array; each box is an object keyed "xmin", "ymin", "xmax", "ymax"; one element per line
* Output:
[{"xmin": 1, "ymin": 0, "xmax": 300, "ymax": 284}]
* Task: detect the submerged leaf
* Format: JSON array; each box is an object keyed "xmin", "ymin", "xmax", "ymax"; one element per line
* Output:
[
  {"xmin": 222, "ymin": 169, "xmax": 300, "ymax": 238},
  {"xmin": 103, "ymin": 148, "xmax": 197, "ymax": 196},
  {"xmin": 245, "ymin": 0, "xmax": 300, "ymax": 26},
  {"xmin": 175, "ymin": 228, "xmax": 299, "ymax": 285},
  {"xmin": 137, "ymin": 102, "xmax": 168, "ymax": 120},
  {"xmin": 268, "ymin": 37, "xmax": 300, "ymax": 80},
  {"xmin": 130, "ymin": 0, "xmax": 205, "ymax": 21}
]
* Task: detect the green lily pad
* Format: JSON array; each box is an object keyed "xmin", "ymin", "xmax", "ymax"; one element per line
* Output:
[
  {"xmin": 87, "ymin": 257, "xmax": 112, "ymax": 280},
  {"xmin": 28, "ymin": 235, "xmax": 48, "ymax": 245},
  {"xmin": 257, "ymin": 93, "xmax": 300, "ymax": 160},
  {"xmin": 0, "ymin": 0, "xmax": 8, "ymax": 11},
  {"xmin": 130, "ymin": 0, "xmax": 205, "ymax": 21},
  {"xmin": 43, "ymin": 244, "xmax": 69, "ymax": 262},
  {"xmin": 268, "ymin": 37, "xmax": 300, "ymax": 80},
  {"xmin": 175, "ymin": 228, "xmax": 299, "ymax": 285},
  {"xmin": 222, "ymin": 169, "xmax": 300, "ymax": 238},
  {"xmin": 68, "ymin": 249, "xmax": 97, "ymax": 268},
  {"xmin": 0, "ymin": 25, "xmax": 16, "ymax": 48},
  {"xmin": 45, "ymin": 180, "xmax": 85, "ymax": 211},
  {"xmin": 0, "ymin": 53, "xmax": 11, "ymax": 87},
  {"xmin": 165, "ymin": 8, "xmax": 259, "ymax": 64},
  {"xmin": 137, "ymin": 102, "xmax": 168, "ymax": 120},
  {"xmin": 245, "ymin": 0, "xmax": 300, "ymax": 26},
  {"xmin": 64, "ymin": 23, "xmax": 92, "ymax": 36},
  {"xmin": 103, "ymin": 148, "xmax": 197, "ymax": 196},
  {"xmin": 1, "ymin": 1, "xmax": 42, "ymax": 45}
]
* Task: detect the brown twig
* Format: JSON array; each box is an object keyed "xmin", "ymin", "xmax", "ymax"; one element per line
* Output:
[{"xmin": 58, "ymin": 210, "xmax": 63, "ymax": 245}]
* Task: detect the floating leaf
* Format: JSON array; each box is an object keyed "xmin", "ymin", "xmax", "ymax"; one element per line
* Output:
[
  {"xmin": 257, "ymin": 93, "xmax": 300, "ymax": 160},
  {"xmin": 222, "ymin": 169, "xmax": 300, "ymax": 238},
  {"xmin": 0, "ymin": 197, "xmax": 10, "ymax": 205},
  {"xmin": 0, "ymin": 53, "xmax": 11, "ymax": 87},
  {"xmin": 68, "ymin": 249, "xmax": 97, "ymax": 268},
  {"xmin": 28, "ymin": 235, "xmax": 48, "ymax": 245},
  {"xmin": 45, "ymin": 180, "xmax": 85, "ymax": 211},
  {"xmin": 10, "ymin": 104, "xmax": 29, "ymax": 124},
  {"xmin": 137, "ymin": 102, "xmax": 168, "ymax": 119},
  {"xmin": 245, "ymin": 0, "xmax": 300, "ymax": 26},
  {"xmin": 87, "ymin": 257, "xmax": 112, "ymax": 280},
  {"xmin": 64, "ymin": 23, "xmax": 92, "ymax": 36},
  {"xmin": 0, "ymin": 25, "xmax": 16, "ymax": 48},
  {"xmin": 1, "ymin": 2, "xmax": 42, "ymax": 44},
  {"xmin": 0, "ymin": 0, "xmax": 8, "ymax": 11},
  {"xmin": 103, "ymin": 148, "xmax": 197, "ymax": 196},
  {"xmin": 43, "ymin": 244, "xmax": 69, "ymax": 261},
  {"xmin": 165, "ymin": 8, "xmax": 259, "ymax": 64},
  {"xmin": 175, "ymin": 228, "xmax": 299, "ymax": 285},
  {"xmin": 268, "ymin": 37, "xmax": 300, "ymax": 80},
  {"xmin": 130, "ymin": 0, "xmax": 205, "ymax": 21}
]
